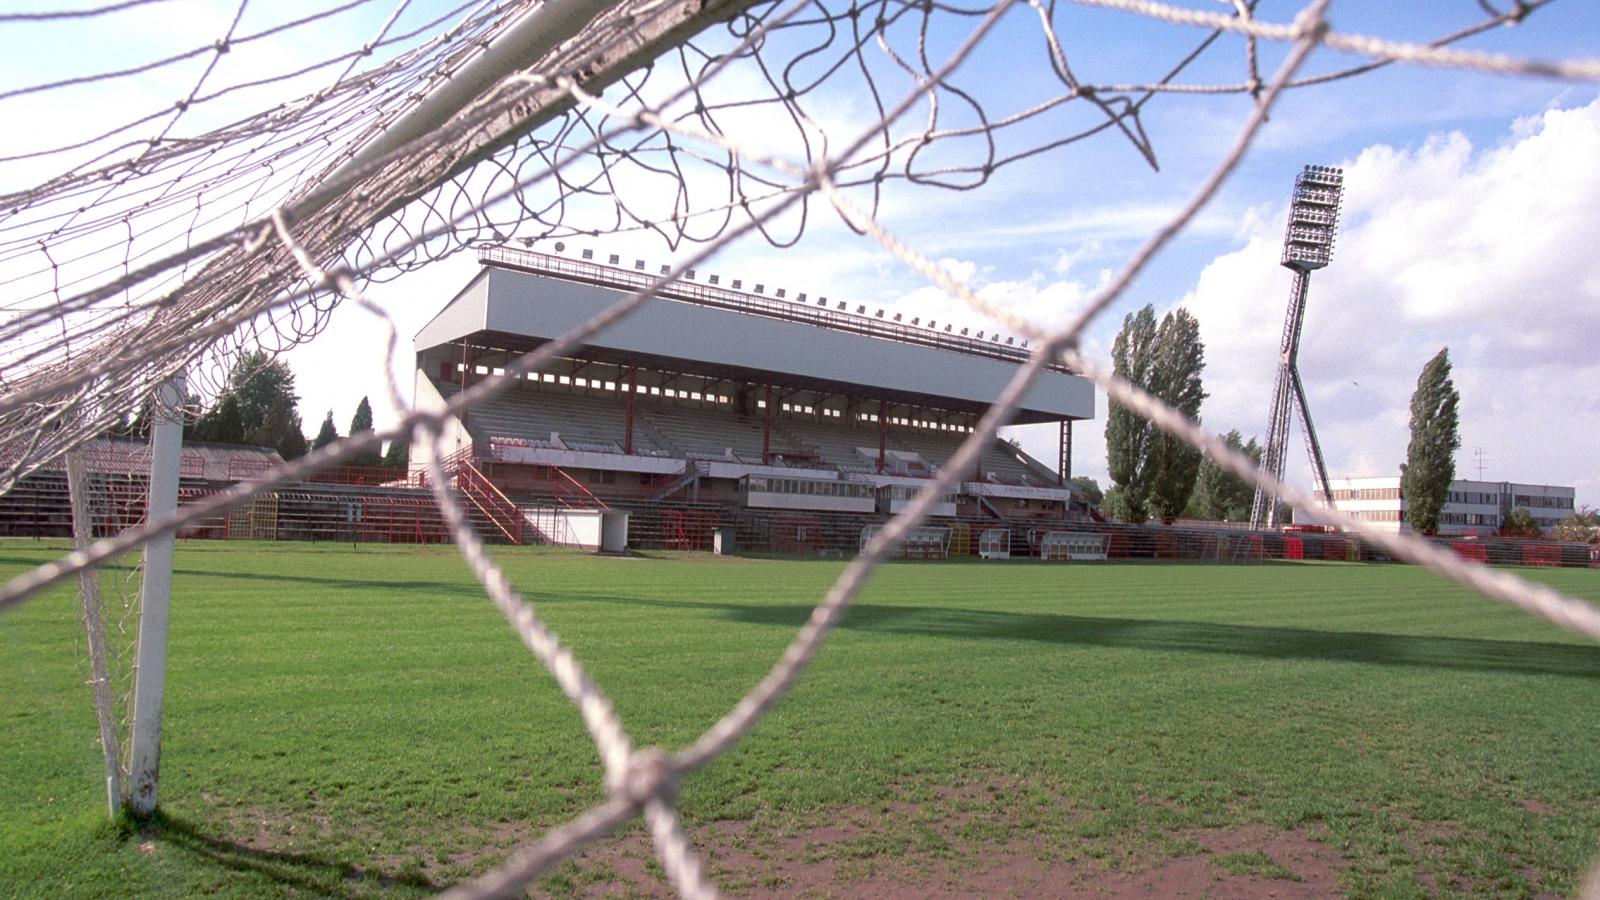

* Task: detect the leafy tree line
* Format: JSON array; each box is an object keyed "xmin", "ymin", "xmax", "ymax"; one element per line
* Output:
[
  {"xmin": 188, "ymin": 351, "xmax": 307, "ymax": 459},
  {"xmin": 1184, "ymin": 429, "xmax": 1262, "ymax": 522},
  {"xmin": 1089, "ymin": 323, "xmax": 1474, "ymax": 536},
  {"xmin": 119, "ymin": 351, "xmax": 407, "ymax": 466},
  {"xmin": 1551, "ymin": 507, "xmax": 1599, "ymax": 543}
]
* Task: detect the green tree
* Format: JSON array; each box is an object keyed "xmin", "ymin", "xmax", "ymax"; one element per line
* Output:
[
  {"xmin": 1551, "ymin": 507, "xmax": 1598, "ymax": 543},
  {"xmin": 382, "ymin": 437, "xmax": 410, "ymax": 469},
  {"xmin": 1105, "ymin": 306, "xmax": 1158, "ymax": 522},
  {"xmin": 127, "ymin": 398, "xmax": 152, "ymax": 439},
  {"xmin": 1105, "ymin": 304, "xmax": 1207, "ymax": 522},
  {"xmin": 346, "ymin": 396, "xmax": 382, "ymax": 467},
  {"xmin": 227, "ymin": 351, "xmax": 299, "ymax": 436},
  {"xmin": 1101, "ymin": 485, "xmax": 1131, "ymax": 522},
  {"xmin": 1400, "ymin": 348, "xmax": 1460, "ymax": 534},
  {"xmin": 187, "ymin": 351, "xmax": 300, "ymax": 447},
  {"xmin": 1185, "ymin": 430, "xmax": 1263, "ymax": 521},
  {"xmin": 250, "ymin": 395, "xmax": 307, "ymax": 460},
  {"xmin": 312, "ymin": 411, "xmax": 338, "ymax": 451},
  {"xmin": 1146, "ymin": 308, "xmax": 1206, "ymax": 520},
  {"xmin": 1500, "ymin": 507, "xmax": 1540, "ymax": 537},
  {"xmin": 1069, "ymin": 476, "xmax": 1104, "ymax": 508},
  {"xmin": 191, "ymin": 394, "xmax": 245, "ymax": 445}
]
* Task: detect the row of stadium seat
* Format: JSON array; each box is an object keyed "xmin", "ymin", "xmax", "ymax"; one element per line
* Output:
[
  {"xmin": 438, "ymin": 377, "xmax": 1054, "ymax": 482},
  {"xmin": 885, "ymin": 427, "xmax": 1047, "ymax": 485},
  {"xmin": 635, "ymin": 402, "xmax": 792, "ymax": 462}
]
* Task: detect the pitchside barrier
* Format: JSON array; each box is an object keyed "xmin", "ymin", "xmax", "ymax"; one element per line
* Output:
[
  {"xmin": 0, "ymin": 462, "xmax": 1578, "ymax": 564},
  {"xmin": 6, "ymin": 468, "xmax": 1596, "ymax": 568}
]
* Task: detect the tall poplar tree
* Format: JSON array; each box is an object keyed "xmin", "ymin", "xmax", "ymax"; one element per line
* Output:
[
  {"xmin": 346, "ymin": 396, "xmax": 382, "ymax": 467},
  {"xmin": 1400, "ymin": 348, "xmax": 1460, "ymax": 534},
  {"xmin": 382, "ymin": 438, "xmax": 410, "ymax": 469},
  {"xmin": 312, "ymin": 411, "xmax": 339, "ymax": 451},
  {"xmin": 1105, "ymin": 304, "xmax": 1207, "ymax": 522},
  {"xmin": 1106, "ymin": 306, "xmax": 1158, "ymax": 521},
  {"xmin": 1146, "ymin": 308, "xmax": 1206, "ymax": 519}
]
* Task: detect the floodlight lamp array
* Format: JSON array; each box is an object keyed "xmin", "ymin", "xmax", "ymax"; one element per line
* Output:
[{"xmin": 1280, "ymin": 164, "xmax": 1344, "ymax": 271}]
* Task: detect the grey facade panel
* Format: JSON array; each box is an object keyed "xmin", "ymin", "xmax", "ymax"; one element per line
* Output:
[{"xmin": 413, "ymin": 270, "xmax": 491, "ymax": 351}]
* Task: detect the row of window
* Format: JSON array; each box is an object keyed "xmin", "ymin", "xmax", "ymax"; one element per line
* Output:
[
  {"xmin": 1345, "ymin": 509, "xmax": 1561, "ymax": 527},
  {"xmin": 1447, "ymin": 491, "xmax": 1498, "ymax": 505},
  {"xmin": 1513, "ymin": 494, "xmax": 1574, "ymax": 510},
  {"xmin": 882, "ymin": 485, "xmax": 960, "ymax": 503},
  {"xmin": 1327, "ymin": 489, "xmax": 1576, "ymax": 511},
  {"xmin": 745, "ymin": 477, "xmax": 873, "ymax": 499},
  {"xmin": 1325, "ymin": 488, "xmax": 1401, "ymax": 501},
  {"xmin": 462, "ymin": 364, "xmax": 735, "ymax": 404},
  {"xmin": 1439, "ymin": 512, "xmax": 1497, "ymax": 525},
  {"xmin": 458, "ymin": 363, "xmax": 986, "ymax": 432}
]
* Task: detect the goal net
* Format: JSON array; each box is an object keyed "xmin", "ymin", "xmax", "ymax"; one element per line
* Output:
[{"xmin": 3, "ymin": 1, "xmax": 1599, "ymax": 896}]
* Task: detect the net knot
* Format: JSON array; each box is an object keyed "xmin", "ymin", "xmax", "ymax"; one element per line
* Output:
[{"xmin": 618, "ymin": 748, "xmax": 677, "ymax": 806}]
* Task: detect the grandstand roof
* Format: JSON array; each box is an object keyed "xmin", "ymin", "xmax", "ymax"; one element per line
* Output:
[{"xmin": 415, "ymin": 246, "xmax": 1095, "ymax": 424}]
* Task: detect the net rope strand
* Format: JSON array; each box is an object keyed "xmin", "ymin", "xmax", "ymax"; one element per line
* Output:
[{"xmin": 3, "ymin": 0, "xmax": 1600, "ymax": 896}]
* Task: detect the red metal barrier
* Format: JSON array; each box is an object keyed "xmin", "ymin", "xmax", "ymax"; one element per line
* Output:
[
  {"xmin": 1451, "ymin": 542, "xmax": 1489, "ymax": 563},
  {"xmin": 455, "ymin": 462, "xmax": 523, "ymax": 544},
  {"xmin": 660, "ymin": 508, "xmax": 718, "ymax": 550},
  {"xmin": 771, "ymin": 514, "xmax": 824, "ymax": 554},
  {"xmin": 357, "ymin": 497, "xmax": 448, "ymax": 544},
  {"xmin": 1283, "ymin": 536, "xmax": 1304, "ymax": 560},
  {"xmin": 480, "ymin": 462, "xmax": 609, "ymax": 510},
  {"xmin": 1521, "ymin": 543, "xmax": 1562, "ymax": 567},
  {"xmin": 306, "ymin": 464, "xmax": 416, "ymax": 487},
  {"xmin": 227, "ymin": 457, "xmax": 271, "ymax": 480}
]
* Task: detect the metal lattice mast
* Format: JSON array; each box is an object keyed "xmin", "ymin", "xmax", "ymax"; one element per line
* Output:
[{"xmin": 1250, "ymin": 165, "xmax": 1344, "ymax": 530}]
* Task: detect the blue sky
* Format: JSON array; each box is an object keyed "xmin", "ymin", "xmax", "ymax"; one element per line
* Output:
[{"xmin": 2, "ymin": 1, "xmax": 1597, "ymax": 505}]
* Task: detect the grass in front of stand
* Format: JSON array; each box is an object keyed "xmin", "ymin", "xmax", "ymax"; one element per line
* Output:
[{"xmin": 2, "ymin": 539, "xmax": 1598, "ymax": 897}]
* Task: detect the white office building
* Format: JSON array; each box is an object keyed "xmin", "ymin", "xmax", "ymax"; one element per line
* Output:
[{"xmin": 1321, "ymin": 476, "xmax": 1576, "ymax": 536}]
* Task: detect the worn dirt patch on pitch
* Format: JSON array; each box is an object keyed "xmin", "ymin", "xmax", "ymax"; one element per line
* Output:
[{"xmin": 536, "ymin": 809, "xmax": 1344, "ymax": 897}]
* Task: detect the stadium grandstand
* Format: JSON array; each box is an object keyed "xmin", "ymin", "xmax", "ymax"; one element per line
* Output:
[
  {"xmin": 9, "ymin": 245, "xmax": 1591, "ymax": 567},
  {"xmin": 411, "ymin": 244, "xmax": 1095, "ymax": 556}
]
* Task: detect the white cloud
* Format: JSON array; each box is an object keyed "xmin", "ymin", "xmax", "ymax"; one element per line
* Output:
[{"xmin": 1183, "ymin": 97, "xmax": 1600, "ymax": 504}]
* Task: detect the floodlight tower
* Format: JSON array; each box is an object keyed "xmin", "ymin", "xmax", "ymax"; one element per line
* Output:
[{"xmin": 1249, "ymin": 165, "xmax": 1344, "ymax": 530}]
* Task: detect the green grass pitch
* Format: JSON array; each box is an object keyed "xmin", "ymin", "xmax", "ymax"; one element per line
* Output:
[{"xmin": 2, "ymin": 540, "xmax": 1598, "ymax": 897}]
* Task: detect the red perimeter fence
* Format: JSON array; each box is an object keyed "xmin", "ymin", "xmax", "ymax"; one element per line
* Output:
[{"xmin": 1, "ymin": 467, "xmax": 1595, "ymax": 568}]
